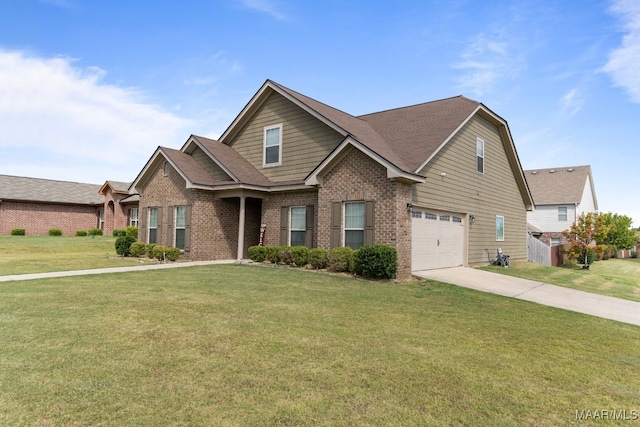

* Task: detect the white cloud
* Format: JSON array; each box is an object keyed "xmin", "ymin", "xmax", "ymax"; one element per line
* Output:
[
  {"xmin": 0, "ymin": 49, "xmax": 194, "ymax": 183},
  {"xmin": 604, "ymin": 0, "xmax": 640, "ymax": 103},
  {"xmin": 453, "ymin": 32, "xmax": 518, "ymax": 97},
  {"xmin": 240, "ymin": 0, "xmax": 287, "ymax": 20},
  {"xmin": 559, "ymin": 88, "xmax": 584, "ymax": 118}
]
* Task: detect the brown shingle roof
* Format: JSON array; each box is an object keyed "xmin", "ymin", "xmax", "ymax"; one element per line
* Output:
[
  {"xmin": 359, "ymin": 96, "xmax": 481, "ymax": 172},
  {"xmin": 524, "ymin": 165, "xmax": 594, "ymax": 206},
  {"xmin": 161, "ymin": 147, "xmax": 229, "ymax": 187},
  {"xmin": 0, "ymin": 174, "xmax": 103, "ymax": 205},
  {"xmin": 192, "ymin": 135, "xmax": 274, "ymax": 186}
]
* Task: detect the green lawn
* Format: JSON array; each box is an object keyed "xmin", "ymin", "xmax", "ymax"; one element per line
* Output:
[
  {"xmin": 0, "ymin": 236, "xmax": 158, "ymax": 275},
  {"xmin": 1, "ymin": 265, "xmax": 639, "ymax": 426},
  {"xmin": 480, "ymin": 258, "xmax": 640, "ymax": 303}
]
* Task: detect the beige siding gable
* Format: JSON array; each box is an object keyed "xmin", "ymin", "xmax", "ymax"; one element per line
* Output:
[
  {"xmin": 413, "ymin": 115, "xmax": 527, "ymax": 264},
  {"xmin": 228, "ymin": 91, "xmax": 345, "ymax": 182},
  {"xmin": 190, "ymin": 146, "xmax": 232, "ymax": 182}
]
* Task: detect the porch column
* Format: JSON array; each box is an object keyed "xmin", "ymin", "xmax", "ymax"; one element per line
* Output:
[{"xmin": 237, "ymin": 195, "xmax": 246, "ymax": 261}]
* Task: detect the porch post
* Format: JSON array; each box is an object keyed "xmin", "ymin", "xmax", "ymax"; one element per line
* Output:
[{"xmin": 237, "ymin": 195, "xmax": 246, "ymax": 261}]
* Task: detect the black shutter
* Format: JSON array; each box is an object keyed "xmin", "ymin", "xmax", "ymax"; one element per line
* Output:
[
  {"xmin": 305, "ymin": 205, "xmax": 314, "ymax": 248},
  {"xmin": 365, "ymin": 200, "xmax": 375, "ymax": 245},
  {"xmin": 331, "ymin": 202, "xmax": 341, "ymax": 249},
  {"xmin": 280, "ymin": 206, "xmax": 288, "ymax": 246}
]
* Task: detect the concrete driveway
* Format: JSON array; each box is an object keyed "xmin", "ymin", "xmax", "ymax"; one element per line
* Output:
[{"xmin": 413, "ymin": 267, "xmax": 640, "ymax": 327}]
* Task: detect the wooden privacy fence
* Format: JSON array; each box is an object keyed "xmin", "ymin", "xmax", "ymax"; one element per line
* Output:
[{"xmin": 527, "ymin": 234, "xmax": 551, "ymax": 266}]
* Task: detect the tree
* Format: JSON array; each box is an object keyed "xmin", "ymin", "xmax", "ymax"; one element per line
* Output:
[
  {"xmin": 562, "ymin": 212, "xmax": 608, "ymax": 266},
  {"xmin": 598, "ymin": 212, "xmax": 637, "ymax": 251}
]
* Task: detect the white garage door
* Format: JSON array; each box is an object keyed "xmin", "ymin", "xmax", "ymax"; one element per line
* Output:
[{"xmin": 412, "ymin": 209, "xmax": 464, "ymax": 271}]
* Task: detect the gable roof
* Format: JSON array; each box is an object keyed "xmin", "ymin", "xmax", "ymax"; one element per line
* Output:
[
  {"xmin": 99, "ymin": 180, "xmax": 132, "ymax": 195},
  {"xmin": 524, "ymin": 165, "xmax": 597, "ymax": 208},
  {"xmin": 0, "ymin": 174, "xmax": 103, "ymax": 205}
]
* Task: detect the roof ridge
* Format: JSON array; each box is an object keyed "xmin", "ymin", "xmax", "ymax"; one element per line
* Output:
[
  {"xmin": 357, "ymin": 95, "xmax": 476, "ymax": 118},
  {"xmin": 0, "ymin": 173, "xmax": 102, "ymax": 186}
]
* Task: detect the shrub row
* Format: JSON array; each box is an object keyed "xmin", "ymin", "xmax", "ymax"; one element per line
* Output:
[
  {"xmin": 247, "ymin": 244, "xmax": 397, "ymax": 279},
  {"xmin": 10, "ymin": 227, "xmax": 107, "ymax": 237},
  {"xmin": 113, "ymin": 226, "xmax": 138, "ymax": 239},
  {"xmin": 114, "ymin": 238, "xmax": 181, "ymax": 261}
]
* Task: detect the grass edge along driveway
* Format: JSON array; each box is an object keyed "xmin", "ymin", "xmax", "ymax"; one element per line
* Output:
[{"xmin": 1, "ymin": 264, "xmax": 638, "ymax": 426}]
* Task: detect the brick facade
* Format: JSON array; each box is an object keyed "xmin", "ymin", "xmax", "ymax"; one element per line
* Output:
[
  {"xmin": 261, "ymin": 190, "xmax": 318, "ymax": 247},
  {"xmin": 0, "ymin": 200, "xmax": 99, "ymax": 236},
  {"xmin": 317, "ymin": 148, "xmax": 413, "ymax": 281},
  {"xmin": 101, "ymin": 187, "xmax": 133, "ymax": 236},
  {"xmin": 537, "ymin": 231, "xmax": 570, "ymax": 247}
]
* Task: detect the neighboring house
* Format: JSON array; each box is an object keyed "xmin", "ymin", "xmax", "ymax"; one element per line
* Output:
[
  {"xmin": 98, "ymin": 181, "xmax": 140, "ymax": 236},
  {"xmin": 524, "ymin": 165, "xmax": 598, "ymax": 246},
  {"xmin": 131, "ymin": 80, "xmax": 533, "ymax": 280},
  {"xmin": 0, "ymin": 175, "xmax": 138, "ymax": 236}
]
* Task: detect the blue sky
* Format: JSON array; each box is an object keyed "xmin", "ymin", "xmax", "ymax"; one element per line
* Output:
[{"xmin": 1, "ymin": 0, "xmax": 639, "ymax": 224}]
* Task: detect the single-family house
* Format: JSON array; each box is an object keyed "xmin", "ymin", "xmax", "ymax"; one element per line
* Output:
[
  {"xmin": 524, "ymin": 165, "xmax": 598, "ymax": 246},
  {"xmin": 130, "ymin": 80, "xmax": 533, "ymax": 280},
  {"xmin": 0, "ymin": 174, "xmax": 139, "ymax": 236}
]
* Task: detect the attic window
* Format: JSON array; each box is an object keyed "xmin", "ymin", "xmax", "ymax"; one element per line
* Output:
[
  {"xmin": 263, "ymin": 124, "xmax": 282, "ymax": 167},
  {"xmin": 163, "ymin": 162, "xmax": 170, "ymax": 177}
]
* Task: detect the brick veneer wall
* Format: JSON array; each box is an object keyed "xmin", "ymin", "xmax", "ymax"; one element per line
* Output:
[
  {"xmin": 317, "ymin": 148, "xmax": 413, "ymax": 281},
  {"xmin": 139, "ymin": 161, "xmax": 261, "ymax": 260},
  {"xmin": 0, "ymin": 200, "xmax": 99, "ymax": 236},
  {"xmin": 102, "ymin": 188, "xmax": 134, "ymax": 236},
  {"xmin": 261, "ymin": 190, "xmax": 318, "ymax": 247},
  {"xmin": 538, "ymin": 231, "xmax": 570, "ymax": 247}
]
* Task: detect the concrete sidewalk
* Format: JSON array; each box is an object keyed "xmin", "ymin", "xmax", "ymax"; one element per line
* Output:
[
  {"xmin": 0, "ymin": 260, "xmax": 235, "ymax": 283},
  {"xmin": 413, "ymin": 267, "xmax": 640, "ymax": 327}
]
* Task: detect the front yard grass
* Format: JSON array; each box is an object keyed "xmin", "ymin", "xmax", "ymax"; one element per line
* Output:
[
  {"xmin": 0, "ymin": 236, "xmax": 157, "ymax": 275},
  {"xmin": 1, "ymin": 264, "xmax": 638, "ymax": 426},
  {"xmin": 481, "ymin": 259, "xmax": 640, "ymax": 303}
]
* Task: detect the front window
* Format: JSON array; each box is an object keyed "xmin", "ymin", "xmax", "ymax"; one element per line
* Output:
[
  {"xmin": 558, "ymin": 206, "xmax": 567, "ymax": 221},
  {"xmin": 264, "ymin": 124, "xmax": 282, "ymax": 166},
  {"xmin": 175, "ymin": 206, "xmax": 186, "ymax": 250},
  {"xmin": 98, "ymin": 210, "xmax": 104, "ymax": 230},
  {"xmin": 477, "ymin": 138, "xmax": 485, "ymax": 174},
  {"xmin": 149, "ymin": 208, "xmax": 158, "ymax": 244},
  {"xmin": 290, "ymin": 207, "xmax": 306, "ymax": 246},
  {"xmin": 344, "ymin": 202, "xmax": 365, "ymax": 250},
  {"xmin": 129, "ymin": 208, "xmax": 139, "ymax": 227},
  {"xmin": 496, "ymin": 215, "xmax": 504, "ymax": 241}
]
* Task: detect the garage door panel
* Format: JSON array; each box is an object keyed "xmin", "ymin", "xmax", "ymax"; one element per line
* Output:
[{"xmin": 412, "ymin": 210, "xmax": 464, "ymax": 271}]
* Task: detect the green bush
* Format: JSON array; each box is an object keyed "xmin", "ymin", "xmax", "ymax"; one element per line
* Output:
[
  {"xmin": 76, "ymin": 230, "xmax": 88, "ymax": 236},
  {"xmin": 11, "ymin": 228, "xmax": 25, "ymax": 236},
  {"xmin": 147, "ymin": 244, "xmax": 157, "ymax": 258},
  {"xmin": 88, "ymin": 228, "xmax": 103, "ymax": 236},
  {"xmin": 125, "ymin": 226, "xmax": 138, "ymax": 239},
  {"xmin": 265, "ymin": 246, "xmax": 282, "ymax": 264},
  {"xmin": 278, "ymin": 246, "xmax": 294, "ymax": 265},
  {"xmin": 151, "ymin": 245, "xmax": 166, "ymax": 261},
  {"xmin": 354, "ymin": 244, "xmax": 398, "ymax": 279},
  {"xmin": 129, "ymin": 241, "xmax": 147, "ymax": 257},
  {"xmin": 248, "ymin": 245, "xmax": 267, "ymax": 262},
  {"xmin": 113, "ymin": 229, "xmax": 127, "ymax": 237},
  {"xmin": 328, "ymin": 247, "xmax": 355, "ymax": 272},
  {"xmin": 290, "ymin": 246, "xmax": 309, "ymax": 266},
  {"xmin": 115, "ymin": 236, "xmax": 136, "ymax": 256},
  {"xmin": 308, "ymin": 248, "xmax": 329, "ymax": 269},
  {"xmin": 164, "ymin": 247, "xmax": 181, "ymax": 261},
  {"xmin": 48, "ymin": 228, "xmax": 62, "ymax": 236}
]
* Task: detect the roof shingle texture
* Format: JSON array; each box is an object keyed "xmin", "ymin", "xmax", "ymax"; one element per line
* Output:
[
  {"xmin": 524, "ymin": 166, "xmax": 591, "ymax": 205},
  {"xmin": 0, "ymin": 174, "xmax": 103, "ymax": 205}
]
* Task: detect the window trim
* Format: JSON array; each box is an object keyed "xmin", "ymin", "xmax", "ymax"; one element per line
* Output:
[
  {"xmin": 558, "ymin": 206, "xmax": 568, "ymax": 221},
  {"xmin": 344, "ymin": 201, "xmax": 366, "ymax": 250},
  {"xmin": 496, "ymin": 215, "xmax": 505, "ymax": 242},
  {"xmin": 476, "ymin": 138, "xmax": 485, "ymax": 174},
  {"xmin": 174, "ymin": 206, "xmax": 187, "ymax": 250},
  {"xmin": 289, "ymin": 206, "xmax": 306, "ymax": 247},
  {"xmin": 148, "ymin": 207, "xmax": 159, "ymax": 244},
  {"xmin": 263, "ymin": 123, "xmax": 283, "ymax": 167}
]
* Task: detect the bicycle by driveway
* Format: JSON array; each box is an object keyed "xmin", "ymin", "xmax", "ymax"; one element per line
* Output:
[{"xmin": 413, "ymin": 267, "xmax": 640, "ymax": 327}]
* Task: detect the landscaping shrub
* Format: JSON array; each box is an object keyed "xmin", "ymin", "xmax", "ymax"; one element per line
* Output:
[
  {"xmin": 290, "ymin": 246, "xmax": 309, "ymax": 266},
  {"xmin": 11, "ymin": 228, "xmax": 25, "ymax": 236},
  {"xmin": 129, "ymin": 241, "xmax": 147, "ymax": 257},
  {"xmin": 278, "ymin": 246, "xmax": 294, "ymax": 265},
  {"xmin": 115, "ymin": 236, "xmax": 136, "ymax": 256},
  {"xmin": 48, "ymin": 228, "xmax": 62, "ymax": 236},
  {"xmin": 354, "ymin": 244, "xmax": 398, "ymax": 279},
  {"xmin": 248, "ymin": 245, "xmax": 267, "ymax": 262},
  {"xmin": 147, "ymin": 244, "xmax": 157, "ymax": 258},
  {"xmin": 113, "ymin": 229, "xmax": 127, "ymax": 237},
  {"xmin": 164, "ymin": 247, "xmax": 181, "ymax": 261},
  {"xmin": 265, "ymin": 246, "xmax": 282, "ymax": 264},
  {"xmin": 88, "ymin": 228, "xmax": 103, "ymax": 236},
  {"xmin": 308, "ymin": 248, "xmax": 329, "ymax": 269},
  {"xmin": 76, "ymin": 230, "xmax": 88, "ymax": 236},
  {"xmin": 125, "ymin": 226, "xmax": 138, "ymax": 239},
  {"xmin": 151, "ymin": 245, "xmax": 166, "ymax": 261},
  {"xmin": 328, "ymin": 246, "xmax": 355, "ymax": 272}
]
